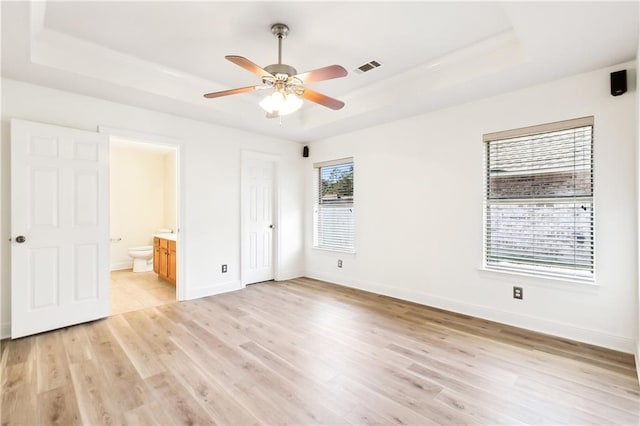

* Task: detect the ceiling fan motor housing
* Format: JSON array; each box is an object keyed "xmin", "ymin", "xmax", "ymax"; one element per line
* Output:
[{"xmin": 265, "ymin": 63, "xmax": 297, "ymax": 77}]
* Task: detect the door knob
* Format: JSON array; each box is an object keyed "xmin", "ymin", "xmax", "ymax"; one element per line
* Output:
[
  {"xmin": 15, "ymin": 235, "xmax": 26, "ymax": 243},
  {"xmin": 269, "ymin": 224, "xmax": 275, "ymax": 229}
]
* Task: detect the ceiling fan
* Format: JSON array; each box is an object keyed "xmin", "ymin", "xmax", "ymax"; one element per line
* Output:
[{"xmin": 203, "ymin": 23, "xmax": 348, "ymax": 118}]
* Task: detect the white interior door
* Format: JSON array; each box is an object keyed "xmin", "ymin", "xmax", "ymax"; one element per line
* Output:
[
  {"xmin": 242, "ymin": 154, "xmax": 275, "ymax": 285},
  {"xmin": 11, "ymin": 119, "xmax": 110, "ymax": 338}
]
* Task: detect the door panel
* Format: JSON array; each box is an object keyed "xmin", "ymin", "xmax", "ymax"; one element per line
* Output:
[
  {"xmin": 74, "ymin": 171, "xmax": 99, "ymax": 226},
  {"xmin": 11, "ymin": 119, "xmax": 110, "ymax": 338},
  {"xmin": 30, "ymin": 247, "xmax": 59, "ymax": 309},
  {"xmin": 74, "ymin": 244, "xmax": 99, "ymax": 301},
  {"xmin": 242, "ymin": 155, "xmax": 275, "ymax": 285},
  {"xmin": 31, "ymin": 168, "xmax": 59, "ymax": 227}
]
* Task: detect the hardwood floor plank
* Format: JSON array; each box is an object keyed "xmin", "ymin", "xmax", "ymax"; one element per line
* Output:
[
  {"xmin": 37, "ymin": 384, "xmax": 82, "ymax": 425},
  {"xmin": 5, "ymin": 337, "xmax": 35, "ymax": 367},
  {"xmin": 61, "ymin": 324, "xmax": 95, "ymax": 365},
  {"xmin": 239, "ymin": 318, "xmax": 341, "ymax": 383},
  {"xmin": 121, "ymin": 309, "xmax": 180, "ymax": 356},
  {"xmin": 123, "ymin": 401, "xmax": 172, "ymax": 426},
  {"xmin": 407, "ymin": 361, "xmax": 579, "ymax": 425},
  {"xmin": 144, "ymin": 372, "xmax": 215, "ymax": 426},
  {"xmin": 106, "ymin": 315, "xmax": 167, "ymax": 379},
  {"xmin": 158, "ymin": 350, "xmax": 261, "ymax": 425},
  {"xmin": 327, "ymin": 373, "xmax": 445, "ymax": 425},
  {"xmin": 1, "ymin": 386, "xmax": 38, "ymax": 426},
  {"xmin": 1, "ymin": 361, "xmax": 36, "ymax": 394},
  {"xmin": 515, "ymin": 375, "xmax": 640, "ymax": 424},
  {"xmin": 1, "ymin": 277, "xmax": 639, "ymax": 425},
  {"xmin": 238, "ymin": 340, "xmax": 355, "ymax": 420},
  {"xmin": 35, "ymin": 331, "xmax": 72, "ymax": 393},
  {"xmin": 433, "ymin": 390, "xmax": 525, "ymax": 425},
  {"xmin": 69, "ymin": 360, "xmax": 125, "ymax": 425},
  {"xmin": 91, "ymin": 339, "xmax": 139, "ymax": 383}
]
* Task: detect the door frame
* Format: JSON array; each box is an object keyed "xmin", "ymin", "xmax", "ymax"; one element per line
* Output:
[
  {"xmin": 98, "ymin": 126, "xmax": 186, "ymax": 301},
  {"xmin": 240, "ymin": 150, "xmax": 280, "ymax": 286}
]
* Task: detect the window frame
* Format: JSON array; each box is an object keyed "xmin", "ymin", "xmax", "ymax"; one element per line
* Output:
[
  {"xmin": 482, "ymin": 116, "xmax": 595, "ymax": 282},
  {"xmin": 313, "ymin": 157, "xmax": 355, "ymax": 253}
]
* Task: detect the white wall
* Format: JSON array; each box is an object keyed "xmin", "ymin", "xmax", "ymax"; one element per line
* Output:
[
  {"xmin": 305, "ymin": 61, "xmax": 638, "ymax": 353},
  {"xmin": 110, "ymin": 145, "xmax": 168, "ymax": 270},
  {"xmin": 0, "ymin": 78, "xmax": 305, "ymax": 337},
  {"xmin": 164, "ymin": 150, "xmax": 177, "ymax": 232}
]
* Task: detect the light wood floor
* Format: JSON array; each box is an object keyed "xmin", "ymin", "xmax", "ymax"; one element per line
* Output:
[
  {"xmin": 2, "ymin": 277, "xmax": 639, "ymax": 425},
  {"xmin": 110, "ymin": 269, "xmax": 175, "ymax": 316}
]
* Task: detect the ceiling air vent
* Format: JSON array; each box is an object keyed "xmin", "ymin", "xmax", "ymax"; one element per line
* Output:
[{"xmin": 354, "ymin": 60, "xmax": 382, "ymax": 74}]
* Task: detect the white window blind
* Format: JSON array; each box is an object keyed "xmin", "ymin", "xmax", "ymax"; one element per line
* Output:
[
  {"xmin": 313, "ymin": 159, "xmax": 354, "ymax": 252},
  {"xmin": 484, "ymin": 117, "xmax": 594, "ymax": 279}
]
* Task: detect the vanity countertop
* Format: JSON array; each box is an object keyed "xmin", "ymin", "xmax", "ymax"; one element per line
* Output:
[{"xmin": 154, "ymin": 233, "xmax": 177, "ymax": 241}]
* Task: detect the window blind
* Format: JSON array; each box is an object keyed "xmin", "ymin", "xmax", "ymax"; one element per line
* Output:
[
  {"xmin": 484, "ymin": 118, "xmax": 594, "ymax": 279},
  {"xmin": 313, "ymin": 159, "xmax": 354, "ymax": 252}
]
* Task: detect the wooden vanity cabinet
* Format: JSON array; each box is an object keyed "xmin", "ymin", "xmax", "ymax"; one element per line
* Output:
[
  {"xmin": 153, "ymin": 236, "xmax": 176, "ymax": 285},
  {"xmin": 168, "ymin": 241, "xmax": 176, "ymax": 284},
  {"xmin": 153, "ymin": 237, "xmax": 161, "ymax": 274}
]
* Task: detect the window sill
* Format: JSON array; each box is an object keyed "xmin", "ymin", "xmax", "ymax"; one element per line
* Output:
[
  {"xmin": 478, "ymin": 266, "xmax": 597, "ymax": 287},
  {"xmin": 312, "ymin": 246, "xmax": 356, "ymax": 255}
]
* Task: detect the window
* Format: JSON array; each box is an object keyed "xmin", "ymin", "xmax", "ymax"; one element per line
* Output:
[
  {"xmin": 313, "ymin": 158, "xmax": 354, "ymax": 252},
  {"xmin": 484, "ymin": 117, "xmax": 594, "ymax": 280}
]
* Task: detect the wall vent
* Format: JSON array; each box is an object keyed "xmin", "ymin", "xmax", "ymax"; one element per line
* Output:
[{"xmin": 354, "ymin": 60, "xmax": 382, "ymax": 74}]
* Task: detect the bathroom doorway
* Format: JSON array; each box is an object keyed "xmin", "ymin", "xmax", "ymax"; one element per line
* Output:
[{"xmin": 108, "ymin": 136, "xmax": 180, "ymax": 316}]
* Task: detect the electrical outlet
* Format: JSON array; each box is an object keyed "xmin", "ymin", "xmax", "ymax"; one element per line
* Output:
[
  {"xmin": 338, "ymin": 259, "xmax": 343, "ymax": 268},
  {"xmin": 222, "ymin": 264, "xmax": 227, "ymax": 273},
  {"xmin": 513, "ymin": 286, "xmax": 523, "ymax": 300}
]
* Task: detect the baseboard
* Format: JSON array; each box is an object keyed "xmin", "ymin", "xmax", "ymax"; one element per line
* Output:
[
  {"xmin": 183, "ymin": 280, "xmax": 242, "ymax": 301},
  {"xmin": 1, "ymin": 322, "xmax": 11, "ymax": 339},
  {"xmin": 276, "ymin": 270, "xmax": 304, "ymax": 282},
  {"xmin": 636, "ymin": 342, "xmax": 640, "ymax": 384},
  {"xmin": 110, "ymin": 261, "xmax": 132, "ymax": 271},
  {"xmin": 305, "ymin": 270, "xmax": 636, "ymax": 354}
]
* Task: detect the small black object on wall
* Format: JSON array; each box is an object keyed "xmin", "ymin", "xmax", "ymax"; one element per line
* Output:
[
  {"xmin": 610, "ymin": 70, "xmax": 627, "ymax": 96},
  {"xmin": 303, "ymin": 145, "xmax": 309, "ymax": 158}
]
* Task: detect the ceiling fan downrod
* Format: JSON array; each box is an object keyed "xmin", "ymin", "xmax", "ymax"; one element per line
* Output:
[
  {"xmin": 265, "ymin": 24, "xmax": 297, "ymax": 77},
  {"xmin": 271, "ymin": 23, "xmax": 289, "ymax": 65}
]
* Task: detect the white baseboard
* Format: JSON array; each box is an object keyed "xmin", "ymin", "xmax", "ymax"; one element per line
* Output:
[
  {"xmin": 636, "ymin": 343, "xmax": 640, "ymax": 384},
  {"xmin": 276, "ymin": 269, "xmax": 304, "ymax": 281},
  {"xmin": 110, "ymin": 261, "xmax": 132, "ymax": 271},
  {"xmin": 1, "ymin": 322, "xmax": 11, "ymax": 339},
  {"xmin": 305, "ymin": 270, "xmax": 636, "ymax": 354},
  {"xmin": 183, "ymin": 280, "xmax": 242, "ymax": 301}
]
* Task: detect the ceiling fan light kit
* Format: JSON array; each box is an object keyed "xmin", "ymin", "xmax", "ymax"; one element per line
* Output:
[
  {"xmin": 259, "ymin": 91, "xmax": 303, "ymax": 116},
  {"xmin": 203, "ymin": 23, "xmax": 347, "ymax": 119}
]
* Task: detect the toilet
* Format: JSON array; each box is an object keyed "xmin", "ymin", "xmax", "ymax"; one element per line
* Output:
[{"xmin": 128, "ymin": 246, "xmax": 153, "ymax": 272}]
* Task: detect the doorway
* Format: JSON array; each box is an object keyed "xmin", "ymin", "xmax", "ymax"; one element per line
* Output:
[{"xmin": 108, "ymin": 136, "xmax": 179, "ymax": 315}]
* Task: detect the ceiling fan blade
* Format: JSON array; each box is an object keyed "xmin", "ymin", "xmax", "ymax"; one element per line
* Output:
[
  {"xmin": 203, "ymin": 86, "xmax": 258, "ymax": 99},
  {"xmin": 294, "ymin": 65, "xmax": 348, "ymax": 84},
  {"xmin": 226, "ymin": 55, "xmax": 273, "ymax": 79},
  {"xmin": 301, "ymin": 88, "xmax": 345, "ymax": 110}
]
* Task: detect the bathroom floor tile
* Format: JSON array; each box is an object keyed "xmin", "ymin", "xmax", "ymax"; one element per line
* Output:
[{"xmin": 110, "ymin": 270, "xmax": 176, "ymax": 316}]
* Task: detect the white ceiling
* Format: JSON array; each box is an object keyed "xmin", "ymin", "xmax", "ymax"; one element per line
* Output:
[{"xmin": 2, "ymin": 1, "xmax": 638, "ymax": 143}]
